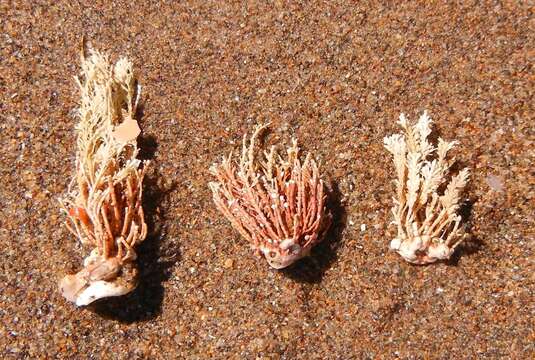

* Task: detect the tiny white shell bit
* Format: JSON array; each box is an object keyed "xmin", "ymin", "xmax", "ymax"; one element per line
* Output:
[
  {"xmin": 59, "ymin": 45, "xmax": 148, "ymax": 306},
  {"xmin": 209, "ymin": 124, "xmax": 332, "ymax": 269},
  {"xmin": 384, "ymin": 111, "xmax": 470, "ymax": 264}
]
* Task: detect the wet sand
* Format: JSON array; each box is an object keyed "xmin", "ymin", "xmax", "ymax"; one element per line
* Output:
[{"xmin": 1, "ymin": 1, "xmax": 533, "ymax": 358}]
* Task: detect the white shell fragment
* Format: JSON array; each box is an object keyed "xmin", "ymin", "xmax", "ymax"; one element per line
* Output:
[
  {"xmin": 75, "ymin": 281, "xmax": 133, "ymax": 307},
  {"xmin": 60, "ymin": 272, "xmax": 135, "ymax": 307}
]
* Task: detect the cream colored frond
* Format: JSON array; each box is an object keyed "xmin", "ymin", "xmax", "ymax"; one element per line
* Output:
[
  {"xmin": 59, "ymin": 45, "xmax": 147, "ymax": 306},
  {"xmin": 384, "ymin": 111, "xmax": 470, "ymax": 264}
]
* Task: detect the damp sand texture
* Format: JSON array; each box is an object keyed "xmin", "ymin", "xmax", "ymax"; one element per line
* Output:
[{"xmin": 1, "ymin": 2, "xmax": 534, "ymax": 359}]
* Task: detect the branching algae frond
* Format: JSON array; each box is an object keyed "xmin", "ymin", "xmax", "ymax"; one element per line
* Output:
[
  {"xmin": 209, "ymin": 125, "xmax": 331, "ymax": 269},
  {"xmin": 384, "ymin": 111, "xmax": 469, "ymax": 264},
  {"xmin": 59, "ymin": 47, "xmax": 148, "ymax": 306}
]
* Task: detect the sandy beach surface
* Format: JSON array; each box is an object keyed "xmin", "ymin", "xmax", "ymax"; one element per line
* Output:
[{"xmin": 1, "ymin": 1, "xmax": 533, "ymax": 358}]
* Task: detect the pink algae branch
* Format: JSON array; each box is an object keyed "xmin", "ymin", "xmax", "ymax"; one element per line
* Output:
[{"xmin": 209, "ymin": 124, "xmax": 331, "ymax": 269}]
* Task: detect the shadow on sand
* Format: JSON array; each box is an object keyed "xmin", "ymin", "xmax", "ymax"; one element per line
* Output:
[
  {"xmin": 281, "ymin": 181, "xmax": 347, "ymax": 284},
  {"xmin": 446, "ymin": 195, "xmax": 483, "ymax": 266}
]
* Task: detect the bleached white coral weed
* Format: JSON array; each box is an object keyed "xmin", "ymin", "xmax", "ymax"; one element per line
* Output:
[
  {"xmin": 384, "ymin": 111, "xmax": 470, "ymax": 264},
  {"xmin": 59, "ymin": 46, "xmax": 148, "ymax": 306},
  {"xmin": 209, "ymin": 124, "xmax": 332, "ymax": 269}
]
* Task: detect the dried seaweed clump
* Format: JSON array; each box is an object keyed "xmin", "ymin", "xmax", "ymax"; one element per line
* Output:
[
  {"xmin": 59, "ymin": 47, "xmax": 148, "ymax": 306},
  {"xmin": 384, "ymin": 111, "xmax": 470, "ymax": 264},
  {"xmin": 209, "ymin": 125, "xmax": 331, "ymax": 269}
]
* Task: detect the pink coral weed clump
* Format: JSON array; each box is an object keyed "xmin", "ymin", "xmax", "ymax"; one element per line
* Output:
[{"xmin": 209, "ymin": 124, "xmax": 332, "ymax": 269}]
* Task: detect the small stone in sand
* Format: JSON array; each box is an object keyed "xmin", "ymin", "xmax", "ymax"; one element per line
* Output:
[{"xmin": 486, "ymin": 174, "xmax": 504, "ymax": 192}]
